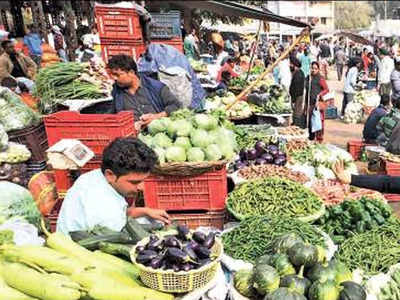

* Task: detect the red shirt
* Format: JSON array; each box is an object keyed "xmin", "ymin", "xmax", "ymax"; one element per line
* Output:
[
  {"xmin": 216, "ymin": 63, "xmax": 239, "ymax": 82},
  {"xmin": 362, "ymin": 54, "xmax": 370, "ymax": 72}
]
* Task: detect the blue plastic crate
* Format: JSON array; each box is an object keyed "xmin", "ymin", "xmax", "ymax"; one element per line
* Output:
[
  {"xmin": 325, "ymin": 106, "xmax": 338, "ymax": 119},
  {"xmin": 150, "ymin": 11, "xmax": 181, "ymax": 39}
]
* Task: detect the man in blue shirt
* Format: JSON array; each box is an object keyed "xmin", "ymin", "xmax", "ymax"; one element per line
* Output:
[
  {"xmin": 363, "ymin": 95, "xmax": 390, "ymax": 143},
  {"xmin": 23, "ymin": 24, "xmax": 42, "ymax": 67}
]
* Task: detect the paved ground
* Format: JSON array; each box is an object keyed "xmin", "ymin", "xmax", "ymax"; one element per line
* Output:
[{"xmin": 323, "ymin": 67, "xmax": 363, "ymax": 149}]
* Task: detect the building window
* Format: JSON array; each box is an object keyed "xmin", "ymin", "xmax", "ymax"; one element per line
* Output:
[{"xmin": 321, "ymin": 17, "xmax": 327, "ymax": 25}]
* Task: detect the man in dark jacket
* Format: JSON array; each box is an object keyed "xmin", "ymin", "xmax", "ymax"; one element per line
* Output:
[
  {"xmin": 362, "ymin": 95, "xmax": 390, "ymax": 143},
  {"xmin": 289, "ymin": 58, "xmax": 305, "ymax": 127},
  {"xmin": 107, "ymin": 54, "xmax": 182, "ymax": 128}
]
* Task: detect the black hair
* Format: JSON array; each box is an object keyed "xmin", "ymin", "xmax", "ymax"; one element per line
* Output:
[
  {"xmin": 1, "ymin": 40, "xmax": 12, "ymax": 49},
  {"xmin": 381, "ymin": 94, "xmax": 390, "ymax": 106},
  {"xmin": 107, "ymin": 54, "xmax": 138, "ymax": 74},
  {"xmin": 311, "ymin": 61, "xmax": 319, "ymax": 69},
  {"xmin": 27, "ymin": 24, "xmax": 35, "ymax": 32},
  {"xmin": 1, "ymin": 77, "xmax": 17, "ymax": 88},
  {"xmin": 101, "ymin": 137, "xmax": 157, "ymax": 177},
  {"xmin": 291, "ymin": 57, "xmax": 301, "ymax": 68}
]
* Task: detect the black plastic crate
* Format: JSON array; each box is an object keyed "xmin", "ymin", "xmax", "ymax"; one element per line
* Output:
[
  {"xmin": 325, "ymin": 106, "xmax": 338, "ymax": 120},
  {"xmin": 149, "ymin": 11, "xmax": 181, "ymax": 39}
]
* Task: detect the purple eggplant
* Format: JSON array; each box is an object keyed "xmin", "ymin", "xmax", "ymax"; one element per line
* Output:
[
  {"xmin": 274, "ymin": 157, "xmax": 286, "ymax": 166},
  {"xmin": 239, "ymin": 149, "xmax": 247, "ymax": 160},
  {"xmin": 164, "ymin": 236, "xmax": 181, "ymax": 248},
  {"xmin": 180, "ymin": 264, "xmax": 193, "ymax": 272},
  {"xmin": 195, "ymin": 246, "xmax": 211, "ymax": 259},
  {"xmin": 261, "ymin": 153, "xmax": 274, "ymax": 163},
  {"xmin": 137, "ymin": 254, "xmax": 154, "ymax": 265},
  {"xmin": 183, "ymin": 245, "xmax": 198, "ymax": 261},
  {"xmin": 166, "ymin": 248, "xmax": 195, "ymax": 264},
  {"xmin": 246, "ymin": 149, "xmax": 258, "ymax": 160},
  {"xmin": 186, "ymin": 240, "xmax": 200, "ymax": 251},
  {"xmin": 172, "ymin": 264, "xmax": 180, "ymax": 272},
  {"xmin": 277, "ymin": 150, "xmax": 286, "ymax": 157},
  {"xmin": 138, "ymin": 250, "xmax": 158, "ymax": 259},
  {"xmin": 135, "ymin": 245, "xmax": 145, "ymax": 253},
  {"xmin": 147, "ymin": 238, "xmax": 164, "ymax": 251},
  {"xmin": 255, "ymin": 141, "xmax": 266, "ymax": 153},
  {"xmin": 203, "ymin": 233, "xmax": 216, "ymax": 249},
  {"xmin": 177, "ymin": 225, "xmax": 191, "ymax": 241},
  {"xmin": 267, "ymin": 145, "xmax": 278, "ymax": 152},
  {"xmin": 255, "ymin": 158, "xmax": 267, "ymax": 165},
  {"xmin": 192, "ymin": 231, "xmax": 206, "ymax": 244},
  {"xmin": 150, "ymin": 256, "xmax": 164, "ymax": 269},
  {"xmin": 198, "ymin": 258, "xmax": 212, "ymax": 267}
]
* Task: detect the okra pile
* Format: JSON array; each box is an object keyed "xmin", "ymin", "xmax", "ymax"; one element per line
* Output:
[
  {"xmin": 314, "ymin": 196, "xmax": 393, "ymax": 244},
  {"xmin": 227, "ymin": 176, "xmax": 323, "ymax": 220}
]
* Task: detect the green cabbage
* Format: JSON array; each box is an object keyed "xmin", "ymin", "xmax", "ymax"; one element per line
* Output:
[
  {"xmin": 234, "ymin": 269, "xmax": 255, "ymax": 298},
  {"xmin": 165, "ymin": 146, "xmax": 187, "ymax": 162},
  {"xmin": 190, "ymin": 129, "xmax": 211, "ymax": 148},
  {"xmin": 174, "ymin": 137, "xmax": 192, "ymax": 150},
  {"xmin": 138, "ymin": 133, "xmax": 153, "ymax": 148},
  {"xmin": 148, "ymin": 119, "xmax": 166, "ymax": 135},
  {"xmin": 205, "ymin": 144, "xmax": 222, "ymax": 161},
  {"xmin": 218, "ymin": 142, "xmax": 235, "ymax": 160},
  {"xmin": 193, "ymin": 114, "xmax": 218, "ymax": 131},
  {"xmin": 153, "ymin": 147, "xmax": 166, "ymax": 164},
  {"xmin": 153, "ymin": 132, "xmax": 173, "ymax": 149},
  {"xmin": 187, "ymin": 147, "xmax": 205, "ymax": 162},
  {"xmin": 175, "ymin": 119, "xmax": 193, "ymax": 137}
]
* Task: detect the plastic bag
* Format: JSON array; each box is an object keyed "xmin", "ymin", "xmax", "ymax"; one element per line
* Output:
[
  {"xmin": 0, "ymin": 218, "xmax": 44, "ymax": 246},
  {"xmin": 0, "ymin": 124, "xmax": 7, "ymax": 151},
  {"xmin": 311, "ymin": 107, "xmax": 322, "ymax": 133},
  {"xmin": 158, "ymin": 66, "xmax": 193, "ymax": 108},
  {"xmin": 0, "ymin": 181, "xmax": 41, "ymax": 227}
]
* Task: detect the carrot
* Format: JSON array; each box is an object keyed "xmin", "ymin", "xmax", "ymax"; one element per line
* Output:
[{"xmin": 1, "ymin": 262, "xmax": 82, "ymax": 300}]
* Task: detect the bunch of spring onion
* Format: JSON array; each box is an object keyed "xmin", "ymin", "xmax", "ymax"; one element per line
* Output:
[{"xmin": 34, "ymin": 62, "xmax": 112, "ymax": 113}]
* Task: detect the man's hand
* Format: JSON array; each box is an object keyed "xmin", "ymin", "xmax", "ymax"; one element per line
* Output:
[
  {"xmin": 140, "ymin": 112, "xmax": 167, "ymax": 125},
  {"xmin": 146, "ymin": 208, "xmax": 171, "ymax": 225},
  {"xmin": 333, "ymin": 160, "xmax": 352, "ymax": 184}
]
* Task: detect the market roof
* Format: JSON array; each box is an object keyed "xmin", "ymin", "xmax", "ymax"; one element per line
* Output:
[{"xmin": 148, "ymin": 1, "xmax": 308, "ymax": 28}]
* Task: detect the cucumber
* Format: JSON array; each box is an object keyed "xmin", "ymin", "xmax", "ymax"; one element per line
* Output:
[
  {"xmin": 98, "ymin": 242, "xmax": 133, "ymax": 259},
  {"xmin": 124, "ymin": 218, "xmax": 150, "ymax": 243},
  {"xmin": 78, "ymin": 232, "xmax": 133, "ymax": 251}
]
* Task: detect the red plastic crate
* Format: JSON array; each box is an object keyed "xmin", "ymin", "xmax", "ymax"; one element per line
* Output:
[
  {"xmin": 100, "ymin": 41, "xmax": 146, "ymax": 63},
  {"xmin": 385, "ymin": 193, "xmax": 400, "ymax": 202},
  {"xmin": 151, "ymin": 38, "xmax": 184, "ymax": 53},
  {"xmin": 8, "ymin": 122, "xmax": 49, "ymax": 163},
  {"xmin": 143, "ymin": 167, "xmax": 227, "ymax": 211},
  {"xmin": 385, "ymin": 161, "xmax": 400, "ymax": 176},
  {"xmin": 347, "ymin": 140, "xmax": 375, "ymax": 161},
  {"xmin": 44, "ymin": 111, "xmax": 136, "ymax": 156},
  {"xmin": 95, "ymin": 7, "xmax": 142, "ymax": 40},
  {"xmin": 168, "ymin": 210, "xmax": 225, "ymax": 230}
]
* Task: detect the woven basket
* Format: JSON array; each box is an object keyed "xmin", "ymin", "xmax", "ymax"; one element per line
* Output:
[
  {"xmin": 131, "ymin": 237, "xmax": 223, "ymax": 293},
  {"xmin": 226, "ymin": 199, "xmax": 326, "ymax": 223},
  {"xmin": 152, "ymin": 161, "xmax": 227, "ymax": 176}
]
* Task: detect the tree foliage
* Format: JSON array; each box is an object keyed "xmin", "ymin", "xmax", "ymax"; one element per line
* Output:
[{"xmin": 335, "ymin": 1, "xmax": 374, "ymax": 30}]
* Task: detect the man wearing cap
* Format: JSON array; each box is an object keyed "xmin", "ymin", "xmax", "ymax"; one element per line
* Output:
[
  {"xmin": 211, "ymin": 33, "xmax": 228, "ymax": 67},
  {"xmin": 376, "ymin": 48, "xmax": 395, "ymax": 96}
]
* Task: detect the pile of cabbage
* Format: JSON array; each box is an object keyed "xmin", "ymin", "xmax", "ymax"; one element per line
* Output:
[
  {"xmin": 205, "ymin": 92, "xmax": 252, "ymax": 119},
  {"xmin": 288, "ymin": 144, "xmax": 358, "ymax": 180},
  {"xmin": 139, "ymin": 111, "xmax": 238, "ymax": 163}
]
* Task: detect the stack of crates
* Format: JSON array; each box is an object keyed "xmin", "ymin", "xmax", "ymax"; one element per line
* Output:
[
  {"xmin": 384, "ymin": 160, "xmax": 400, "ymax": 202},
  {"xmin": 95, "ymin": 4, "xmax": 146, "ymax": 63},
  {"xmin": 149, "ymin": 11, "xmax": 183, "ymax": 53},
  {"xmin": 143, "ymin": 166, "xmax": 227, "ymax": 230},
  {"xmin": 43, "ymin": 110, "xmax": 136, "ymax": 229}
]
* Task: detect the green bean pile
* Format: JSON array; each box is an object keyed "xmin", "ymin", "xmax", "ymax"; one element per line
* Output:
[
  {"xmin": 227, "ymin": 177, "xmax": 323, "ymax": 219},
  {"xmin": 222, "ymin": 216, "xmax": 326, "ymax": 263},
  {"xmin": 335, "ymin": 218, "xmax": 400, "ymax": 275}
]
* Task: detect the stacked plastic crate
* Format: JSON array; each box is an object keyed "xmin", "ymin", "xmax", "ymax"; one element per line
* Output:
[
  {"xmin": 95, "ymin": 4, "xmax": 146, "ymax": 63},
  {"xmin": 149, "ymin": 11, "xmax": 184, "ymax": 53}
]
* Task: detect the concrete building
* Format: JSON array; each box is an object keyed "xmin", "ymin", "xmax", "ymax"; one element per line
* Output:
[{"xmin": 266, "ymin": 1, "xmax": 335, "ymax": 38}]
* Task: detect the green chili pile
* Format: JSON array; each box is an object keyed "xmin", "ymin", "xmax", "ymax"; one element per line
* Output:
[
  {"xmin": 227, "ymin": 177, "xmax": 323, "ymax": 220},
  {"xmin": 335, "ymin": 218, "xmax": 400, "ymax": 275},
  {"xmin": 222, "ymin": 216, "xmax": 326, "ymax": 263}
]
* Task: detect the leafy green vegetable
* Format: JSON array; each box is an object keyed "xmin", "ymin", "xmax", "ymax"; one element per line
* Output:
[
  {"xmin": 186, "ymin": 147, "xmax": 205, "ymax": 162},
  {"xmin": 165, "ymin": 146, "xmax": 186, "ymax": 162},
  {"xmin": 204, "ymin": 144, "xmax": 222, "ymax": 161}
]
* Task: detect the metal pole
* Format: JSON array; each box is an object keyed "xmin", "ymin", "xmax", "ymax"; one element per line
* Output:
[{"xmin": 245, "ymin": 20, "xmax": 262, "ymax": 81}]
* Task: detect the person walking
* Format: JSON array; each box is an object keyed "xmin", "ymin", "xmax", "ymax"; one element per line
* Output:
[
  {"xmin": 335, "ymin": 46, "xmax": 346, "ymax": 81},
  {"xmin": 183, "ymin": 27, "xmax": 200, "ymax": 60},
  {"xmin": 289, "ymin": 58, "xmax": 305, "ymax": 128},
  {"xmin": 299, "ymin": 48, "xmax": 311, "ymax": 77},
  {"xmin": 23, "ymin": 24, "xmax": 42, "ymax": 67},
  {"xmin": 305, "ymin": 62, "xmax": 329, "ymax": 142},
  {"xmin": 342, "ymin": 57, "xmax": 362, "ymax": 116},
  {"xmin": 52, "ymin": 25, "xmax": 68, "ymax": 62}
]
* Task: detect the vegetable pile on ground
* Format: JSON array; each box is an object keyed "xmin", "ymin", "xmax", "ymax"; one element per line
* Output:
[
  {"xmin": 233, "ymin": 233, "xmax": 365, "ymax": 300},
  {"xmin": 205, "ymin": 91, "xmax": 252, "ymax": 119},
  {"xmin": 139, "ymin": 109, "xmax": 237, "ymax": 163},
  {"xmin": 311, "ymin": 179, "xmax": 385, "ymax": 206},
  {"xmin": 34, "ymin": 61, "xmax": 113, "ymax": 113},
  {"xmin": 133, "ymin": 225, "xmax": 218, "ymax": 272},
  {"xmin": 314, "ymin": 197, "xmax": 393, "ymax": 244},
  {"xmin": 335, "ymin": 218, "xmax": 400, "ymax": 276},
  {"xmin": 234, "ymin": 125, "xmax": 277, "ymax": 150},
  {"xmin": 222, "ymin": 216, "xmax": 327, "ymax": 263},
  {"xmin": 0, "ymin": 223, "xmax": 174, "ymax": 300},
  {"xmin": 249, "ymin": 84, "xmax": 291, "ymax": 114},
  {"xmin": 234, "ymin": 141, "xmax": 287, "ymax": 171},
  {"xmin": 237, "ymin": 164, "xmax": 309, "ymax": 184},
  {"xmin": 227, "ymin": 177, "xmax": 324, "ymax": 221},
  {"xmin": 289, "ymin": 143, "xmax": 358, "ymax": 180}
]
